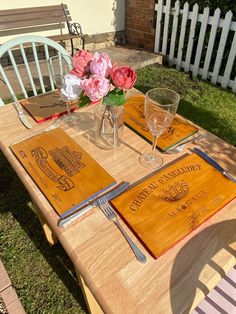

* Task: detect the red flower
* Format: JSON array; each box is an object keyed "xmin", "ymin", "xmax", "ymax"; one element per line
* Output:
[
  {"xmin": 111, "ymin": 65, "xmax": 137, "ymax": 90},
  {"xmin": 72, "ymin": 50, "xmax": 93, "ymax": 78}
]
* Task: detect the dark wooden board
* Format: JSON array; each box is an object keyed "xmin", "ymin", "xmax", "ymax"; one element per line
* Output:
[{"xmin": 20, "ymin": 91, "xmax": 78, "ymax": 123}]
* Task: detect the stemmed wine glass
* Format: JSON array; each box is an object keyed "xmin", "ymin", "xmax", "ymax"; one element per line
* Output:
[
  {"xmin": 48, "ymin": 55, "xmax": 80, "ymax": 127},
  {"xmin": 139, "ymin": 88, "xmax": 180, "ymax": 169}
]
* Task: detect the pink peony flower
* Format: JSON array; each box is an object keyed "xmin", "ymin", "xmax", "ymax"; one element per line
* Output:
[
  {"xmin": 111, "ymin": 65, "xmax": 137, "ymax": 90},
  {"xmin": 72, "ymin": 50, "xmax": 93, "ymax": 78},
  {"xmin": 80, "ymin": 75, "xmax": 110, "ymax": 102},
  {"xmin": 90, "ymin": 52, "xmax": 112, "ymax": 77}
]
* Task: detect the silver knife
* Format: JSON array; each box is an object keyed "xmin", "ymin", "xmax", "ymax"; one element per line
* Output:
[
  {"xmin": 193, "ymin": 148, "xmax": 236, "ymax": 183},
  {"xmin": 13, "ymin": 101, "xmax": 32, "ymax": 129},
  {"xmin": 58, "ymin": 181, "xmax": 130, "ymax": 228}
]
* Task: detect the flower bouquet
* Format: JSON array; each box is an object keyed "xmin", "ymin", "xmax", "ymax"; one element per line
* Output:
[{"xmin": 60, "ymin": 50, "xmax": 137, "ymax": 149}]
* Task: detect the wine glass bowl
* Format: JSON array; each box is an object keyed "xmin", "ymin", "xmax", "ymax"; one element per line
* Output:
[
  {"xmin": 140, "ymin": 88, "xmax": 180, "ymax": 169},
  {"xmin": 48, "ymin": 55, "xmax": 80, "ymax": 127}
]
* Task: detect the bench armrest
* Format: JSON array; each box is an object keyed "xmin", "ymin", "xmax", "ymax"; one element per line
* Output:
[{"xmin": 68, "ymin": 22, "xmax": 84, "ymax": 37}]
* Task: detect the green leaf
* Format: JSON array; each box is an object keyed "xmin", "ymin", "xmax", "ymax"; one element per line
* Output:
[
  {"xmin": 103, "ymin": 89, "xmax": 126, "ymax": 106},
  {"xmin": 78, "ymin": 94, "xmax": 91, "ymax": 107}
]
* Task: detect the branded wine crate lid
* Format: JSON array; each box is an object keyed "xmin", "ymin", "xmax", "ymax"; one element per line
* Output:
[
  {"xmin": 111, "ymin": 153, "xmax": 236, "ymax": 258},
  {"xmin": 124, "ymin": 95, "xmax": 198, "ymax": 151},
  {"xmin": 11, "ymin": 128, "xmax": 116, "ymax": 218},
  {"xmin": 20, "ymin": 91, "xmax": 77, "ymax": 123}
]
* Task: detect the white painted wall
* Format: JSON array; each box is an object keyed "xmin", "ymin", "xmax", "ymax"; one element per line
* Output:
[{"xmin": 0, "ymin": 0, "xmax": 125, "ymax": 43}]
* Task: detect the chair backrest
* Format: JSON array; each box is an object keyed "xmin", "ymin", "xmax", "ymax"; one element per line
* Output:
[{"xmin": 0, "ymin": 35, "xmax": 71, "ymax": 106}]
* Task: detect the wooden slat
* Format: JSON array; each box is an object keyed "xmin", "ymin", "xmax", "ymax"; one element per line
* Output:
[
  {"xmin": 44, "ymin": 44, "xmax": 55, "ymax": 91},
  {"xmin": 0, "ymin": 16, "xmax": 67, "ymax": 31},
  {"xmin": 211, "ymin": 11, "xmax": 233, "ymax": 84},
  {"xmin": 169, "ymin": 0, "xmax": 180, "ymax": 65},
  {"xmin": 0, "ymin": 5, "xmax": 62, "ymax": 16},
  {"xmin": 32, "ymin": 42, "xmax": 45, "ymax": 93},
  {"xmin": 154, "ymin": 0, "xmax": 163, "ymax": 53},
  {"xmin": 221, "ymin": 31, "xmax": 236, "ymax": 88},
  {"xmin": 184, "ymin": 4, "xmax": 199, "ymax": 72},
  {"xmin": 48, "ymin": 34, "xmax": 82, "ymax": 42},
  {"xmin": 192, "ymin": 7, "xmax": 209, "ymax": 78},
  {"xmin": 176, "ymin": 2, "xmax": 189, "ymax": 70},
  {"xmin": 0, "ymin": 64, "xmax": 17, "ymax": 102},
  {"xmin": 161, "ymin": 0, "xmax": 171, "ymax": 55},
  {"xmin": 201, "ymin": 8, "xmax": 221, "ymax": 80},
  {"xmin": 0, "ymin": 11, "xmax": 65, "ymax": 24},
  {"xmin": 19, "ymin": 44, "xmax": 37, "ymax": 96},
  {"xmin": 8, "ymin": 49, "xmax": 28, "ymax": 99}
]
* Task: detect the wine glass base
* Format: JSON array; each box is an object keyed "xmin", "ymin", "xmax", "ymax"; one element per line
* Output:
[
  {"xmin": 60, "ymin": 115, "xmax": 80, "ymax": 129},
  {"xmin": 139, "ymin": 153, "xmax": 163, "ymax": 170}
]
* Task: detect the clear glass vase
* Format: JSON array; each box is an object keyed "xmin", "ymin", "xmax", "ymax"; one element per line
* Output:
[{"xmin": 94, "ymin": 104, "xmax": 124, "ymax": 150}]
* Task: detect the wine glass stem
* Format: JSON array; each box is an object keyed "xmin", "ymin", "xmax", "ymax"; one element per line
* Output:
[
  {"xmin": 151, "ymin": 135, "xmax": 159, "ymax": 160},
  {"xmin": 66, "ymin": 101, "xmax": 72, "ymax": 124}
]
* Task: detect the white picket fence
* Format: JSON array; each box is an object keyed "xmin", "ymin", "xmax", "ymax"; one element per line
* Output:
[{"xmin": 154, "ymin": 0, "xmax": 236, "ymax": 92}]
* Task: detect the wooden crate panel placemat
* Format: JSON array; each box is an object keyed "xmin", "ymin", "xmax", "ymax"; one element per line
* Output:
[
  {"xmin": 111, "ymin": 153, "xmax": 236, "ymax": 259},
  {"xmin": 124, "ymin": 95, "xmax": 198, "ymax": 151},
  {"xmin": 11, "ymin": 128, "xmax": 116, "ymax": 217},
  {"xmin": 20, "ymin": 91, "xmax": 78, "ymax": 123}
]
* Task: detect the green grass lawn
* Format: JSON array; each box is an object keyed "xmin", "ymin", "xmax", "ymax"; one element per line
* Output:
[
  {"xmin": 0, "ymin": 64, "xmax": 236, "ymax": 313},
  {"xmin": 136, "ymin": 64, "xmax": 236, "ymax": 146}
]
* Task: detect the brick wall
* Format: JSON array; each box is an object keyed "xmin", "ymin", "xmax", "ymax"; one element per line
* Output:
[{"xmin": 125, "ymin": 0, "xmax": 156, "ymax": 51}]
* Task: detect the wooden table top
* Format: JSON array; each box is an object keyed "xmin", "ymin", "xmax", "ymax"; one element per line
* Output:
[{"xmin": 0, "ymin": 91, "xmax": 236, "ymax": 313}]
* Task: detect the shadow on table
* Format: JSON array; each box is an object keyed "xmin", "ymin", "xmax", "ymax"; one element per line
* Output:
[
  {"xmin": 0, "ymin": 153, "xmax": 88, "ymax": 313},
  {"xmin": 170, "ymin": 219, "xmax": 236, "ymax": 313}
]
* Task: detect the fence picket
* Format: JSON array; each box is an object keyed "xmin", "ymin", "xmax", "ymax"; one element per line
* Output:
[
  {"xmin": 169, "ymin": 0, "xmax": 180, "ymax": 65},
  {"xmin": 176, "ymin": 2, "xmax": 189, "ymax": 70},
  {"xmin": 154, "ymin": 0, "xmax": 163, "ymax": 53},
  {"xmin": 192, "ymin": 7, "xmax": 209, "ymax": 78},
  {"xmin": 184, "ymin": 3, "xmax": 199, "ymax": 72},
  {"xmin": 202, "ymin": 8, "xmax": 221, "ymax": 80},
  {"xmin": 211, "ymin": 11, "xmax": 233, "ymax": 84},
  {"xmin": 233, "ymin": 76, "xmax": 236, "ymax": 92},
  {"xmin": 221, "ymin": 32, "xmax": 236, "ymax": 88},
  {"xmin": 162, "ymin": 0, "xmax": 171, "ymax": 55}
]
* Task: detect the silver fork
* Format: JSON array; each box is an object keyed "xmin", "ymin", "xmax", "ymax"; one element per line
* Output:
[{"xmin": 98, "ymin": 196, "xmax": 147, "ymax": 263}]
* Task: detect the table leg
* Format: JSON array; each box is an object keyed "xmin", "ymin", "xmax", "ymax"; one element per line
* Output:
[
  {"xmin": 76, "ymin": 269, "xmax": 104, "ymax": 314},
  {"xmin": 32, "ymin": 201, "xmax": 57, "ymax": 246}
]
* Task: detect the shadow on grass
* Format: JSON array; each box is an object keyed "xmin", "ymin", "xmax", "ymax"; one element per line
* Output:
[
  {"xmin": 0, "ymin": 153, "xmax": 88, "ymax": 313},
  {"xmin": 178, "ymin": 99, "xmax": 236, "ymax": 147}
]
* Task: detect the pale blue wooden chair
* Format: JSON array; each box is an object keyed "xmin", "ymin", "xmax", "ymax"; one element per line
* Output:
[{"xmin": 0, "ymin": 35, "xmax": 72, "ymax": 106}]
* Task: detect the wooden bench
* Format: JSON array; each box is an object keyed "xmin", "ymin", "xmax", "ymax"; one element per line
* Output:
[{"xmin": 0, "ymin": 4, "xmax": 85, "ymax": 55}]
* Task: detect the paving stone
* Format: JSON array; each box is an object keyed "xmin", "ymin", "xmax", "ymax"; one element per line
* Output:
[
  {"xmin": 0, "ymin": 286, "xmax": 18, "ymax": 307},
  {"xmin": 0, "ymin": 270, "xmax": 11, "ymax": 293},
  {"xmin": 6, "ymin": 299, "xmax": 25, "ymax": 314}
]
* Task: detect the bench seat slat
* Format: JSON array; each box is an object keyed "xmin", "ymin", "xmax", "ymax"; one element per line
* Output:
[
  {"xmin": 49, "ymin": 34, "xmax": 84, "ymax": 42},
  {"xmin": 0, "ymin": 11, "xmax": 66, "ymax": 24},
  {"xmin": 0, "ymin": 5, "xmax": 63, "ymax": 16},
  {"xmin": 0, "ymin": 17, "xmax": 68, "ymax": 31}
]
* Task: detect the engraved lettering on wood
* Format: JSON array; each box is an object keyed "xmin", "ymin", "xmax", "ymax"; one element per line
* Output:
[
  {"xmin": 49, "ymin": 146, "xmax": 85, "ymax": 177},
  {"xmin": 129, "ymin": 164, "xmax": 201, "ymax": 211},
  {"xmin": 31, "ymin": 147, "xmax": 74, "ymax": 191}
]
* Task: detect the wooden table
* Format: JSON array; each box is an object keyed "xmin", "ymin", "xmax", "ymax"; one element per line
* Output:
[{"xmin": 1, "ymin": 92, "xmax": 236, "ymax": 313}]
